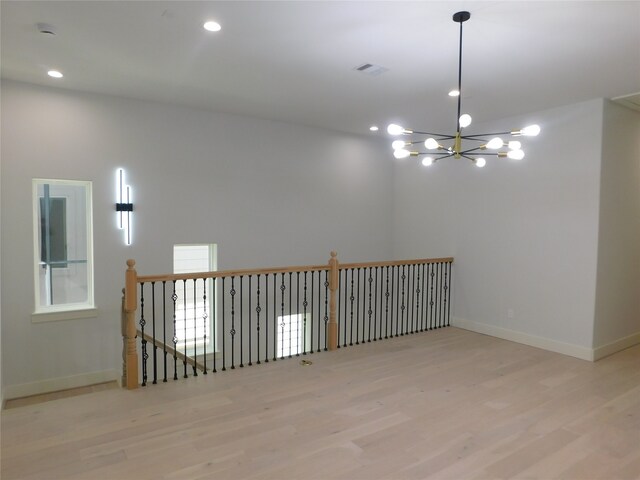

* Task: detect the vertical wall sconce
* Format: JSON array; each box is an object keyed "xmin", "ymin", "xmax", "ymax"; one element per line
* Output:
[{"xmin": 115, "ymin": 168, "xmax": 134, "ymax": 245}]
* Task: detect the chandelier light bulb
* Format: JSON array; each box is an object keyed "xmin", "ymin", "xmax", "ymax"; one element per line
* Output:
[
  {"xmin": 507, "ymin": 149, "xmax": 525, "ymax": 160},
  {"xmin": 387, "ymin": 124, "xmax": 408, "ymax": 135},
  {"xmin": 520, "ymin": 124, "xmax": 541, "ymax": 136},
  {"xmin": 424, "ymin": 138, "xmax": 439, "ymax": 150},
  {"xmin": 459, "ymin": 114, "xmax": 472, "ymax": 128},
  {"xmin": 394, "ymin": 149, "xmax": 411, "ymax": 159},
  {"xmin": 422, "ymin": 157, "xmax": 434, "ymax": 167},
  {"xmin": 392, "ymin": 140, "xmax": 407, "ymax": 150},
  {"xmin": 508, "ymin": 140, "xmax": 522, "ymax": 150},
  {"xmin": 448, "ymin": 90, "xmax": 460, "ymax": 97},
  {"xmin": 486, "ymin": 137, "xmax": 504, "ymax": 149},
  {"xmin": 475, "ymin": 158, "xmax": 487, "ymax": 168}
]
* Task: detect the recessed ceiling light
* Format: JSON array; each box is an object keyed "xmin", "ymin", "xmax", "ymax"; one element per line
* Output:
[
  {"xmin": 47, "ymin": 70, "xmax": 63, "ymax": 78},
  {"xmin": 369, "ymin": 125, "xmax": 379, "ymax": 132},
  {"xmin": 203, "ymin": 21, "xmax": 221, "ymax": 32},
  {"xmin": 448, "ymin": 90, "xmax": 460, "ymax": 97}
]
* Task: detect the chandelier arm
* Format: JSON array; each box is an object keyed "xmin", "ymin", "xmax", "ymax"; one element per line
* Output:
[
  {"xmin": 462, "ymin": 131, "xmax": 513, "ymax": 138},
  {"xmin": 411, "ymin": 131, "xmax": 457, "ymax": 138},
  {"xmin": 459, "ymin": 147, "xmax": 484, "ymax": 155},
  {"xmin": 459, "ymin": 136, "xmax": 489, "ymax": 142},
  {"xmin": 462, "ymin": 152, "xmax": 500, "ymax": 156}
]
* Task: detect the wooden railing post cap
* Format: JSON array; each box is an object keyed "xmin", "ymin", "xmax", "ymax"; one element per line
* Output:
[
  {"xmin": 127, "ymin": 259, "xmax": 136, "ymax": 269},
  {"xmin": 330, "ymin": 251, "xmax": 337, "ymax": 259}
]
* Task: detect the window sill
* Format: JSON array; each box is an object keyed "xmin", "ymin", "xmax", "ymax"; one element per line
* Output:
[{"xmin": 32, "ymin": 307, "xmax": 98, "ymax": 323}]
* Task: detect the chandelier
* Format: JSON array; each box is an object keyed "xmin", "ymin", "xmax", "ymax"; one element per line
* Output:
[{"xmin": 388, "ymin": 11, "xmax": 540, "ymax": 168}]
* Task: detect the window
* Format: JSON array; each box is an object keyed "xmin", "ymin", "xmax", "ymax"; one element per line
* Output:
[
  {"xmin": 32, "ymin": 179, "xmax": 95, "ymax": 320},
  {"xmin": 277, "ymin": 314, "xmax": 311, "ymax": 357},
  {"xmin": 173, "ymin": 244, "xmax": 217, "ymax": 351}
]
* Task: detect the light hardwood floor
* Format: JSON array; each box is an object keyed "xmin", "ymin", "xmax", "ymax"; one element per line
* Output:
[{"xmin": 2, "ymin": 327, "xmax": 639, "ymax": 479}]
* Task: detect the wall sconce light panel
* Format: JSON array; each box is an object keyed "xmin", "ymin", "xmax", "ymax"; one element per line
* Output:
[{"xmin": 115, "ymin": 168, "xmax": 134, "ymax": 245}]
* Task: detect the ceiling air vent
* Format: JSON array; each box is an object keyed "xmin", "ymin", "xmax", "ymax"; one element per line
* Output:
[{"xmin": 354, "ymin": 63, "xmax": 389, "ymax": 77}]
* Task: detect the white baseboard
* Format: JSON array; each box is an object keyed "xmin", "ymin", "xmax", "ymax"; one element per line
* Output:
[
  {"xmin": 3, "ymin": 369, "xmax": 120, "ymax": 401},
  {"xmin": 593, "ymin": 332, "xmax": 640, "ymax": 361},
  {"xmin": 452, "ymin": 317, "xmax": 594, "ymax": 361}
]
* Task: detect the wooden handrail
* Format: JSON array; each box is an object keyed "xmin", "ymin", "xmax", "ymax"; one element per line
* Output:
[
  {"xmin": 339, "ymin": 257, "xmax": 453, "ymax": 270},
  {"xmin": 135, "ymin": 257, "xmax": 453, "ymax": 284}
]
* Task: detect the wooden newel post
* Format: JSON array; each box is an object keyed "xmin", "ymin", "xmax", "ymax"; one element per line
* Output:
[
  {"xmin": 124, "ymin": 259, "xmax": 139, "ymax": 389},
  {"xmin": 328, "ymin": 251, "xmax": 339, "ymax": 350}
]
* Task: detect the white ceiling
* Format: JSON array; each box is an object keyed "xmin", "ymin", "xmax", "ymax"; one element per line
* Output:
[{"xmin": 2, "ymin": 1, "xmax": 639, "ymax": 135}]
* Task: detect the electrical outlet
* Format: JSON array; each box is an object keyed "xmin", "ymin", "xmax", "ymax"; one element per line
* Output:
[{"xmin": 507, "ymin": 309, "xmax": 515, "ymax": 319}]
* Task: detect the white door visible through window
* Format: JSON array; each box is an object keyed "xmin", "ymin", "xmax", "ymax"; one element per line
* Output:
[{"xmin": 173, "ymin": 244, "xmax": 216, "ymax": 351}]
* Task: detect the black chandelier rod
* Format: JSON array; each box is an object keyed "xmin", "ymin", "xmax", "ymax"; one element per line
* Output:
[{"xmin": 456, "ymin": 16, "xmax": 464, "ymax": 134}]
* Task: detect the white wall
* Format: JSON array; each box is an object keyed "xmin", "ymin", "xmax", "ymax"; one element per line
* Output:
[
  {"xmin": 0, "ymin": 80, "xmax": 393, "ymax": 395},
  {"xmin": 393, "ymin": 99, "xmax": 605, "ymax": 357},
  {"xmin": 592, "ymin": 100, "xmax": 640, "ymax": 354}
]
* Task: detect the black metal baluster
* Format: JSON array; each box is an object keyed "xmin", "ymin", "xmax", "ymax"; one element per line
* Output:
[
  {"xmin": 289, "ymin": 272, "xmax": 293, "ymax": 358},
  {"xmin": 437, "ymin": 263, "xmax": 443, "ymax": 328},
  {"xmin": 338, "ymin": 270, "xmax": 347, "ymax": 348},
  {"xmin": 212, "ymin": 277, "xmax": 217, "ymax": 373},
  {"xmin": 415, "ymin": 265, "xmax": 420, "ymax": 334},
  {"xmin": 230, "ymin": 276, "xmax": 236, "ymax": 369},
  {"xmin": 429, "ymin": 264, "xmax": 435, "ymax": 330},
  {"xmin": 324, "ymin": 271, "xmax": 329, "ymax": 351},
  {"xmin": 401, "ymin": 266, "xmax": 407, "ymax": 335},
  {"xmin": 373, "ymin": 266, "xmax": 382, "ymax": 342},
  {"xmin": 256, "ymin": 275, "xmax": 261, "ymax": 365},
  {"xmin": 385, "ymin": 266, "xmax": 390, "ymax": 339},
  {"xmin": 311, "ymin": 271, "xmax": 316, "ymax": 354},
  {"xmin": 391, "ymin": 266, "xmax": 397, "ymax": 337},
  {"xmin": 239, "ymin": 275, "xmax": 244, "ymax": 368},
  {"xmin": 356, "ymin": 268, "xmax": 361, "ymax": 345},
  {"xmin": 172, "ymin": 281, "xmax": 178, "ymax": 380},
  {"xmin": 343, "ymin": 269, "xmax": 348, "ymax": 347},
  {"xmin": 202, "ymin": 278, "xmax": 208, "ymax": 374},
  {"xmin": 447, "ymin": 262, "xmax": 452, "ymax": 326},
  {"xmin": 394, "ymin": 266, "xmax": 400, "ymax": 336},
  {"xmin": 436, "ymin": 263, "xmax": 442, "ymax": 328},
  {"xmin": 182, "ymin": 280, "xmax": 188, "ymax": 378},
  {"xmin": 349, "ymin": 268, "xmax": 355, "ymax": 346},
  {"xmin": 162, "ymin": 281, "xmax": 168, "ymax": 382},
  {"xmin": 222, "ymin": 277, "xmax": 226, "ymax": 371},
  {"xmin": 443, "ymin": 263, "xmax": 449, "ymax": 328},
  {"xmin": 151, "ymin": 282, "xmax": 157, "ymax": 384},
  {"xmin": 367, "ymin": 268, "xmax": 373, "ymax": 342},
  {"xmin": 140, "ymin": 283, "xmax": 147, "ymax": 386},
  {"xmin": 280, "ymin": 273, "xmax": 285, "ymax": 360},
  {"xmin": 192, "ymin": 279, "xmax": 198, "ymax": 376},
  {"xmin": 264, "ymin": 274, "xmax": 269, "ymax": 363},
  {"xmin": 303, "ymin": 271, "xmax": 308, "ymax": 355},
  {"xmin": 248, "ymin": 275, "xmax": 253, "ymax": 366},
  {"xmin": 296, "ymin": 271, "xmax": 300, "ymax": 357},
  {"xmin": 273, "ymin": 273, "xmax": 277, "ymax": 361},
  {"xmin": 421, "ymin": 263, "xmax": 426, "ymax": 332}
]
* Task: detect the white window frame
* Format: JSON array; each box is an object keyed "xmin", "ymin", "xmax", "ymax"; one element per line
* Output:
[
  {"xmin": 32, "ymin": 178, "xmax": 96, "ymax": 322},
  {"xmin": 173, "ymin": 244, "xmax": 217, "ymax": 353}
]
